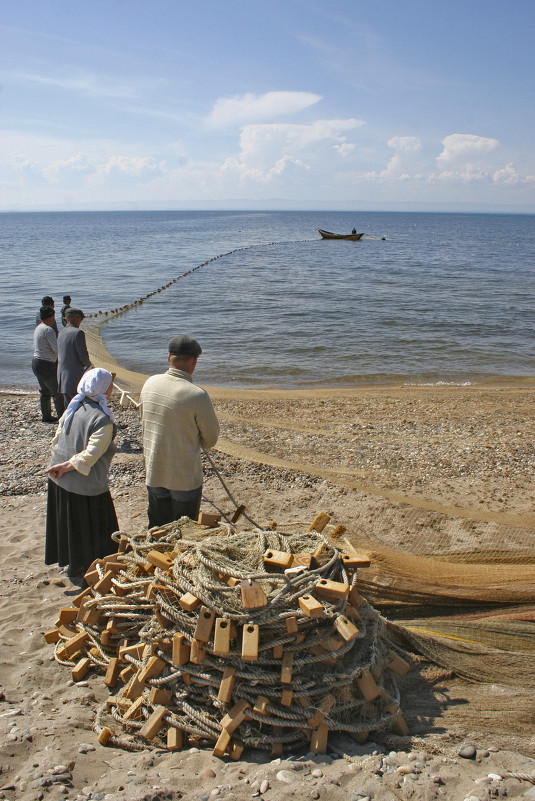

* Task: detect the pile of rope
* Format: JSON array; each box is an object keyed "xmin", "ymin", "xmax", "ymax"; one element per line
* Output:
[{"xmin": 46, "ymin": 517, "xmax": 410, "ymax": 757}]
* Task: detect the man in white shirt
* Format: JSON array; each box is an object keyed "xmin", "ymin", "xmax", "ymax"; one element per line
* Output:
[
  {"xmin": 32, "ymin": 306, "xmax": 65, "ymax": 422},
  {"xmin": 140, "ymin": 335, "xmax": 219, "ymax": 526}
]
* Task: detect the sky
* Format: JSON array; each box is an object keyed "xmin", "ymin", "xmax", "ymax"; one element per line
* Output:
[{"xmin": 1, "ymin": 0, "xmax": 535, "ymax": 212}]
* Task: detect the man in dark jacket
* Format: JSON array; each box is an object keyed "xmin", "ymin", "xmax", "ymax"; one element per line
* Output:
[{"xmin": 58, "ymin": 308, "xmax": 92, "ymax": 404}]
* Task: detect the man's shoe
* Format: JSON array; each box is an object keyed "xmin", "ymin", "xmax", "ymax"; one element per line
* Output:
[{"xmin": 42, "ymin": 417, "xmax": 58, "ymax": 423}]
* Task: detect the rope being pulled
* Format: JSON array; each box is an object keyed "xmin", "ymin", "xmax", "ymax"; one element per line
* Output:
[{"xmin": 51, "ymin": 518, "xmax": 410, "ymax": 756}]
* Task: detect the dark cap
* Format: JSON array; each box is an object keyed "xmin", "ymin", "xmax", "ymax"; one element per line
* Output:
[
  {"xmin": 65, "ymin": 307, "xmax": 84, "ymax": 319},
  {"xmin": 168, "ymin": 335, "xmax": 202, "ymax": 358},
  {"xmin": 40, "ymin": 306, "xmax": 55, "ymax": 321}
]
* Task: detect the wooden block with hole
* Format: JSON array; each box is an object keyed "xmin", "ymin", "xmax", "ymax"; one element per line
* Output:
[
  {"xmin": 314, "ymin": 578, "xmax": 349, "ymax": 601},
  {"xmin": 146, "ymin": 550, "xmax": 175, "ymax": 571},
  {"xmin": 344, "ymin": 603, "xmax": 361, "ymax": 622},
  {"xmin": 138, "ymin": 655, "xmax": 166, "ymax": 685},
  {"xmin": 149, "ymin": 687, "xmax": 172, "ymax": 706},
  {"xmin": 198, "ymin": 512, "xmax": 221, "ymax": 527},
  {"xmin": 290, "ymin": 553, "xmax": 313, "ymax": 569},
  {"xmin": 72, "ymin": 586, "xmax": 93, "ymax": 608},
  {"xmin": 194, "ymin": 606, "xmax": 216, "ymax": 642},
  {"xmin": 341, "ymin": 552, "xmax": 371, "ymax": 569},
  {"xmin": 76, "ymin": 603, "xmax": 102, "ymax": 627},
  {"xmin": 139, "ymin": 705, "xmax": 167, "ymax": 740},
  {"xmin": 281, "ymin": 652, "xmax": 293, "ymax": 684},
  {"xmin": 172, "ymin": 633, "xmax": 190, "ymax": 666},
  {"xmin": 190, "ymin": 639, "xmax": 206, "ymax": 664},
  {"xmin": 220, "ymin": 699, "xmax": 251, "ymax": 734},
  {"xmin": 356, "ymin": 668, "xmax": 381, "ymax": 701},
  {"xmin": 93, "ymin": 570, "xmax": 116, "ymax": 595},
  {"xmin": 72, "ymin": 657, "xmax": 91, "ymax": 681},
  {"xmin": 213, "ymin": 619, "xmax": 231, "ymax": 656},
  {"xmin": 123, "ymin": 673, "xmax": 145, "ymax": 700},
  {"xmin": 119, "ymin": 665, "xmax": 135, "ymax": 684},
  {"xmin": 83, "ymin": 567, "xmax": 100, "ymax": 586},
  {"xmin": 387, "ymin": 650, "xmax": 411, "ymax": 676},
  {"xmin": 307, "ymin": 694, "xmax": 336, "ymax": 727},
  {"xmin": 241, "ymin": 623, "xmax": 259, "ymax": 661},
  {"xmin": 384, "ymin": 702, "xmax": 410, "ymax": 735},
  {"xmin": 349, "ymin": 586, "xmax": 365, "ymax": 607},
  {"xmin": 281, "ymin": 688, "xmax": 293, "ymax": 707},
  {"xmin": 104, "ymin": 657, "xmax": 122, "ymax": 687},
  {"xmin": 149, "ymin": 528, "xmax": 168, "ymax": 540},
  {"xmin": 271, "ymin": 731, "xmax": 283, "ymax": 757},
  {"xmin": 228, "ymin": 739, "xmax": 245, "ymax": 761},
  {"xmin": 179, "ymin": 592, "xmax": 201, "ymax": 612},
  {"xmin": 43, "ymin": 628, "xmax": 61, "ymax": 644},
  {"xmin": 123, "ymin": 696, "xmax": 145, "ymax": 720},
  {"xmin": 307, "ymin": 513, "xmax": 331, "ymax": 532},
  {"xmin": 253, "ymin": 696, "xmax": 270, "ymax": 716},
  {"xmin": 230, "ymin": 504, "xmax": 246, "ymax": 523},
  {"xmin": 217, "ymin": 666, "xmax": 236, "ymax": 703},
  {"xmin": 118, "ymin": 535, "xmax": 130, "ymax": 551},
  {"xmin": 212, "ymin": 728, "xmax": 231, "ymax": 758},
  {"xmin": 167, "ymin": 726, "xmax": 183, "ymax": 750},
  {"xmin": 119, "ymin": 643, "xmax": 145, "ymax": 662},
  {"xmin": 240, "ymin": 579, "xmax": 267, "ymax": 610},
  {"xmin": 310, "ymin": 722, "xmax": 329, "ymax": 754},
  {"xmin": 63, "ymin": 630, "xmax": 88, "ymax": 657},
  {"xmin": 285, "ymin": 616, "xmax": 298, "ymax": 634},
  {"xmin": 263, "ymin": 549, "xmax": 293, "ymax": 570},
  {"xmin": 57, "ymin": 607, "xmax": 79, "ymax": 624},
  {"xmin": 298, "ymin": 594, "xmax": 324, "ymax": 618},
  {"xmin": 334, "ymin": 615, "xmax": 359, "ymax": 642},
  {"xmin": 308, "ymin": 643, "xmax": 336, "ymax": 667}
]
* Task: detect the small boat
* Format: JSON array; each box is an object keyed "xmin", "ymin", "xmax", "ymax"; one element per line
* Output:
[{"xmin": 318, "ymin": 229, "xmax": 364, "ymax": 241}]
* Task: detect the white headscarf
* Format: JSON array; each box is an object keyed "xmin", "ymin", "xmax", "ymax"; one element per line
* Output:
[{"xmin": 62, "ymin": 368, "xmax": 115, "ymax": 432}]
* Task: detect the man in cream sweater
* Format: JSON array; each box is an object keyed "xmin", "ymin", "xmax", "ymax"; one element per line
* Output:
[{"xmin": 140, "ymin": 335, "xmax": 219, "ymax": 527}]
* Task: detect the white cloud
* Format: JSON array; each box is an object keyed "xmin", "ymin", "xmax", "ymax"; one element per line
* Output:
[
  {"xmin": 334, "ymin": 142, "xmax": 355, "ymax": 157},
  {"xmin": 6, "ymin": 70, "xmax": 144, "ymax": 99},
  {"xmin": 207, "ymin": 91, "xmax": 322, "ymax": 127},
  {"xmin": 91, "ymin": 155, "xmax": 165, "ymax": 181},
  {"xmin": 42, "ymin": 154, "xmax": 90, "ymax": 183},
  {"xmin": 219, "ymin": 118, "xmax": 363, "ymax": 183},
  {"xmin": 387, "ymin": 136, "xmax": 422, "ymax": 152},
  {"xmin": 437, "ymin": 134, "xmax": 499, "ymax": 165}
]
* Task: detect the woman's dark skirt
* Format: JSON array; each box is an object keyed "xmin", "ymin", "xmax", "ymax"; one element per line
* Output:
[{"xmin": 45, "ymin": 479, "xmax": 118, "ymax": 577}]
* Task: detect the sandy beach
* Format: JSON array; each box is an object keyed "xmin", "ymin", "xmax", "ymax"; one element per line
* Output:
[{"xmin": 1, "ymin": 380, "xmax": 535, "ymax": 801}]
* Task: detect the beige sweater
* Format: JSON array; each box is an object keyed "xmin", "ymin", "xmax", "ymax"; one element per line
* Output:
[{"xmin": 140, "ymin": 368, "xmax": 219, "ymax": 491}]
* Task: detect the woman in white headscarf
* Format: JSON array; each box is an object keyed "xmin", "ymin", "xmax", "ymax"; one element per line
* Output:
[{"xmin": 45, "ymin": 368, "xmax": 119, "ymax": 583}]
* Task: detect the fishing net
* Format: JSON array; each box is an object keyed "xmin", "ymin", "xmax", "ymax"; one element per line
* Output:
[
  {"xmin": 83, "ymin": 317, "xmax": 535, "ymax": 694},
  {"xmin": 50, "ymin": 519, "xmax": 411, "ymax": 754}
]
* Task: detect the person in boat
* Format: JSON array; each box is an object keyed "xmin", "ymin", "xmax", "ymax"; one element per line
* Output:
[
  {"xmin": 352, "ymin": 228, "xmax": 357, "ymax": 234},
  {"xmin": 140, "ymin": 335, "xmax": 220, "ymax": 527},
  {"xmin": 45, "ymin": 368, "xmax": 118, "ymax": 583}
]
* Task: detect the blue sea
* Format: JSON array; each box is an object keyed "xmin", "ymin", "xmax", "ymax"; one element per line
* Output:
[{"xmin": 2, "ymin": 210, "xmax": 534, "ymax": 388}]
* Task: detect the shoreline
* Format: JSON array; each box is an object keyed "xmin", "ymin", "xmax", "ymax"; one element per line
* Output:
[{"xmin": 3, "ymin": 374, "xmax": 534, "ymax": 397}]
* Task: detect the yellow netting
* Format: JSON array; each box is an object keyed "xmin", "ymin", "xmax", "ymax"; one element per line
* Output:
[{"xmin": 84, "ymin": 320, "xmax": 535, "ymax": 687}]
